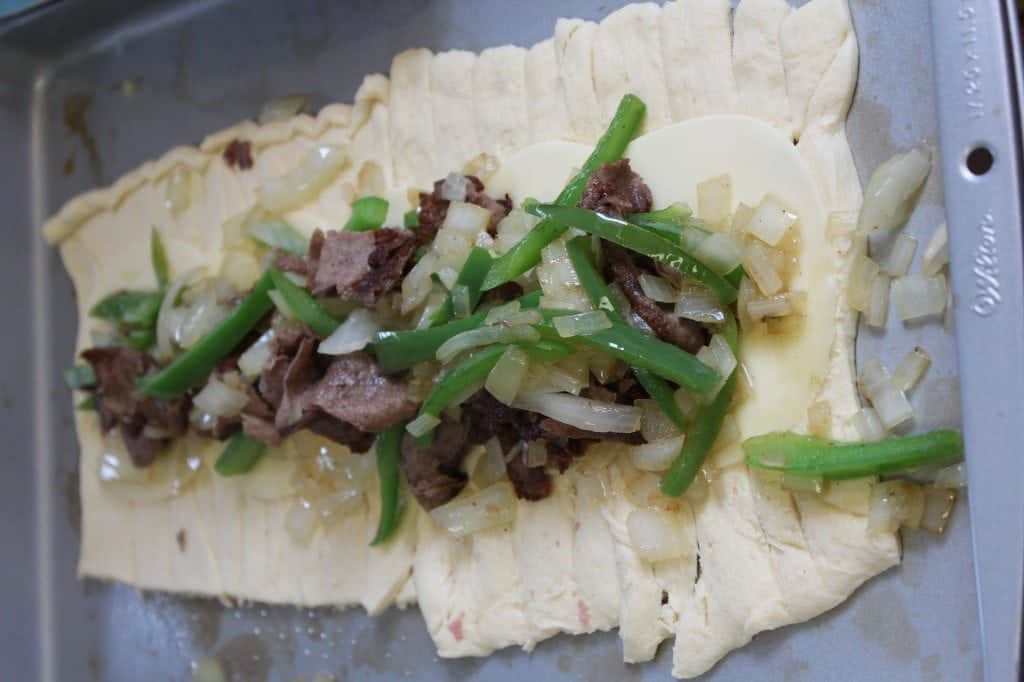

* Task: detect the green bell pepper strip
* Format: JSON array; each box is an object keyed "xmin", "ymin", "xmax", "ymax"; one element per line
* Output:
[
  {"xmin": 744, "ymin": 429, "xmax": 964, "ymax": 480},
  {"xmin": 403, "ymin": 208, "xmax": 419, "ymax": 229},
  {"xmin": 564, "ymin": 236, "xmax": 687, "ymax": 430},
  {"xmin": 481, "ymin": 94, "xmax": 646, "ymax": 290},
  {"xmin": 370, "ymin": 424, "xmax": 405, "ymax": 546},
  {"xmin": 90, "ymin": 290, "xmax": 164, "ymax": 328},
  {"xmin": 151, "ymin": 227, "xmax": 170, "ymax": 288},
  {"xmin": 267, "ymin": 267, "xmax": 342, "ymax": 338},
  {"xmin": 412, "ymin": 343, "xmax": 510, "ymax": 445},
  {"xmin": 534, "ymin": 311, "xmax": 722, "ymax": 394},
  {"xmin": 630, "ymin": 210, "xmax": 747, "ymax": 286},
  {"xmin": 140, "ymin": 270, "xmax": 275, "ymax": 398},
  {"xmin": 344, "ymin": 196, "xmax": 390, "ymax": 232},
  {"xmin": 520, "ymin": 339, "xmax": 574, "ymax": 363},
  {"xmin": 429, "ymin": 247, "xmax": 494, "ymax": 327},
  {"xmin": 660, "ymin": 315, "xmax": 739, "ymax": 497},
  {"xmin": 214, "ymin": 433, "xmax": 267, "ymax": 476},
  {"xmin": 76, "ymin": 394, "xmax": 98, "ymax": 411},
  {"xmin": 64, "ymin": 364, "xmax": 96, "ymax": 389},
  {"xmin": 124, "ymin": 327, "xmax": 156, "ymax": 352},
  {"xmin": 526, "ymin": 202, "xmax": 737, "ymax": 305},
  {"xmin": 371, "ymin": 290, "xmax": 543, "ymax": 372}
]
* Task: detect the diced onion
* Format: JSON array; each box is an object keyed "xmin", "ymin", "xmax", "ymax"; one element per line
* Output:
[
  {"xmin": 820, "ymin": 479, "xmax": 871, "ymax": 515},
  {"xmin": 746, "ymin": 291, "xmax": 807, "ymax": 322},
  {"xmin": 638, "ymin": 399, "xmax": 684, "ymax": 443},
  {"xmin": 165, "ymin": 165, "xmax": 191, "ymax": 215},
  {"xmin": 747, "ymin": 194, "xmax": 798, "ymax": 246},
  {"xmin": 696, "ymin": 174, "xmax": 732, "ymax": 230},
  {"xmin": 514, "ymin": 392, "xmax": 641, "ymax": 433},
  {"xmin": 630, "ymin": 435, "xmax": 685, "ymax": 472},
  {"xmin": 807, "ymin": 401, "xmax": 832, "ymax": 439},
  {"xmin": 864, "ymin": 273, "xmax": 891, "ymax": 328},
  {"xmin": 885, "ymin": 233, "xmax": 918, "ymax": 277},
  {"xmin": 156, "ymin": 267, "xmax": 205, "ymax": 360},
  {"xmin": 406, "ymin": 413, "xmax": 441, "ymax": 438},
  {"xmin": 471, "ymin": 438, "xmax": 507, "ymax": 488},
  {"xmin": 736, "ymin": 277, "xmax": 758, "ymax": 330},
  {"xmin": 892, "ymin": 346, "xmax": 931, "ymax": 392},
  {"xmin": 258, "ymin": 94, "xmax": 310, "ymax": 124},
  {"xmin": 192, "ymin": 657, "xmax": 226, "ymax": 682},
  {"xmin": 285, "ymin": 498, "xmax": 318, "ymax": 544},
  {"xmin": 731, "ymin": 202, "xmax": 755, "ymax": 233},
  {"xmin": 521, "ymin": 364, "xmax": 587, "ymax": 396},
  {"xmin": 484, "ymin": 301, "xmax": 522, "ymax": 325},
  {"xmin": 436, "ymin": 324, "xmax": 539, "ymax": 364},
  {"xmin": 675, "ymin": 280, "xmax": 726, "ymax": 324},
  {"xmin": 494, "ymin": 209, "xmax": 539, "ymax": 255},
  {"xmin": 430, "ymin": 482, "xmax": 518, "ymax": 537},
  {"xmin": 743, "ymin": 240, "xmax": 784, "ymax": 295},
  {"xmin": 826, "ymin": 210, "xmax": 858, "ymax": 238},
  {"xmin": 847, "ymin": 253, "xmax": 881, "ymax": 312},
  {"xmin": 934, "ymin": 463, "xmax": 967, "ymax": 489},
  {"xmin": 238, "ymin": 330, "xmax": 274, "ymax": 380},
  {"xmin": 259, "ymin": 145, "xmax": 349, "ymax": 214},
  {"xmin": 439, "ymin": 172, "xmax": 470, "ymax": 201},
  {"xmin": 858, "ymin": 146, "xmax": 932, "ymax": 232},
  {"xmin": 921, "ymin": 487, "xmax": 956, "ymax": 533},
  {"xmin": 485, "ymin": 346, "xmax": 529, "ymax": 406},
  {"xmin": 318, "ymin": 308, "xmax": 377, "ymax": 356},
  {"xmin": 921, "ymin": 222, "xmax": 949, "ymax": 276},
  {"xmin": 695, "ymin": 333, "xmax": 736, "ymax": 390},
  {"xmin": 893, "ymin": 274, "xmax": 947, "ymax": 321},
  {"xmin": 193, "ymin": 377, "xmax": 249, "ymax": 418},
  {"xmin": 415, "ymin": 287, "xmax": 447, "ymax": 329},
  {"xmin": 869, "ymin": 375, "xmax": 915, "ymax": 430},
  {"xmin": 694, "ymin": 232, "xmax": 745, "ymax": 275},
  {"xmin": 626, "ymin": 508, "xmax": 693, "ymax": 563},
  {"xmin": 852, "ymin": 407, "xmax": 886, "ymax": 441},
  {"xmin": 443, "ymin": 199, "xmax": 491, "ymax": 234},
  {"xmin": 639, "ymin": 273, "xmax": 678, "ymax": 303},
  {"xmin": 402, "ymin": 251, "xmax": 439, "ymax": 314},
  {"xmin": 538, "ymin": 238, "xmax": 589, "ymax": 312},
  {"xmin": 553, "ymin": 310, "xmax": 612, "ymax": 338},
  {"xmin": 868, "ymin": 480, "xmax": 925, "ymax": 533},
  {"xmin": 436, "ymin": 267, "xmax": 458, "ymax": 291}
]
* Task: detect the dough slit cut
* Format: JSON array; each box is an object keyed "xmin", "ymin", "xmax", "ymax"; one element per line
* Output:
[
  {"xmin": 430, "ymin": 51, "xmax": 481, "ymax": 179},
  {"xmin": 568, "ymin": 461, "xmax": 622, "ymax": 633},
  {"xmin": 553, "ymin": 18, "xmax": 604, "ymax": 142},
  {"xmin": 472, "ymin": 46, "xmax": 531, "ymax": 164},
  {"xmin": 524, "ymin": 38, "xmax": 573, "ymax": 144},
  {"xmin": 660, "ymin": 0, "xmax": 739, "ymax": 121},
  {"xmin": 732, "ymin": 0, "xmax": 794, "ymax": 134}
]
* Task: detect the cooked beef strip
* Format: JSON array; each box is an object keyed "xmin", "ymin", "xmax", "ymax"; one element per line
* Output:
[
  {"xmin": 604, "ymin": 243, "xmax": 708, "ymax": 354},
  {"xmin": 82, "ymin": 346, "xmax": 189, "ymax": 467},
  {"xmin": 223, "ymin": 139, "xmax": 254, "ymax": 170},
  {"xmin": 274, "ymin": 336, "xmax": 320, "ymax": 432},
  {"xmin": 400, "ymin": 418, "xmax": 469, "ymax": 510},
  {"xmin": 312, "ymin": 351, "xmax": 418, "ymax": 432},
  {"xmin": 505, "ymin": 453, "xmax": 552, "ymax": 501},
  {"xmin": 412, "ymin": 174, "xmax": 512, "ymax": 243},
  {"xmin": 578, "ymin": 159, "xmax": 653, "ymax": 219},
  {"xmin": 308, "ymin": 228, "xmax": 417, "ymax": 305}
]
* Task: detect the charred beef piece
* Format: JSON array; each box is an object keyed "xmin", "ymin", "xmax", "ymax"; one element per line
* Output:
[
  {"xmin": 578, "ymin": 159, "xmax": 652, "ymax": 219},
  {"xmin": 273, "ymin": 250, "xmax": 308, "ymax": 276},
  {"xmin": 412, "ymin": 174, "xmax": 512, "ymax": 243},
  {"xmin": 604, "ymin": 243, "xmax": 708, "ymax": 354},
  {"xmin": 82, "ymin": 347, "xmax": 189, "ymax": 467},
  {"xmin": 246, "ymin": 328, "xmax": 411, "ymax": 451},
  {"xmin": 223, "ymin": 139, "xmax": 254, "ymax": 170},
  {"xmin": 311, "ymin": 352, "xmax": 418, "ymax": 432},
  {"xmin": 505, "ymin": 452, "xmax": 552, "ymax": 501},
  {"xmin": 308, "ymin": 228, "xmax": 417, "ymax": 305},
  {"xmin": 400, "ymin": 418, "xmax": 469, "ymax": 509}
]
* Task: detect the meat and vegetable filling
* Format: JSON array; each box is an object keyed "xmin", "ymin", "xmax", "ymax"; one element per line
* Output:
[{"xmin": 65, "ymin": 94, "xmax": 964, "ymax": 545}]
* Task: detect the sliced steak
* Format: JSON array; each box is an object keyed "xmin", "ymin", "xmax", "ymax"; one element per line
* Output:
[
  {"xmin": 273, "ymin": 250, "xmax": 308, "ymax": 276},
  {"xmin": 400, "ymin": 418, "xmax": 468, "ymax": 510},
  {"xmin": 505, "ymin": 452, "xmax": 552, "ymax": 501},
  {"xmin": 578, "ymin": 159, "xmax": 652, "ymax": 219},
  {"xmin": 412, "ymin": 174, "xmax": 512, "ymax": 243},
  {"xmin": 604, "ymin": 243, "xmax": 707, "ymax": 354},
  {"xmin": 308, "ymin": 228, "xmax": 416, "ymax": 305},
  {"xmin": 307, "ymin": 415, "xmax": 375, "ymax": 453},
  {"xmin": 311, "ymin": 351, "xmax": 417, "ymax": 433},
  {"xmin": 82, "ymin": 347, "xmax": 189, "ymax": 467},
  {"xmin": 274, "ymin": 336, "xmax": 320, "ymax": 433}
]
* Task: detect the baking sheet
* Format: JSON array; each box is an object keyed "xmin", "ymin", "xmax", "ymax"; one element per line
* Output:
[{"xmin": 0, "ymin": 0, "xmax": 981, "ymax": 680}]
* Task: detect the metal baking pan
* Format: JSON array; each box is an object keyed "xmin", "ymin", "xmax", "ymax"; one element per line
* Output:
[{"xmin": 1, "ymin": 0, "xmax": 1017, "ymax": 679}]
